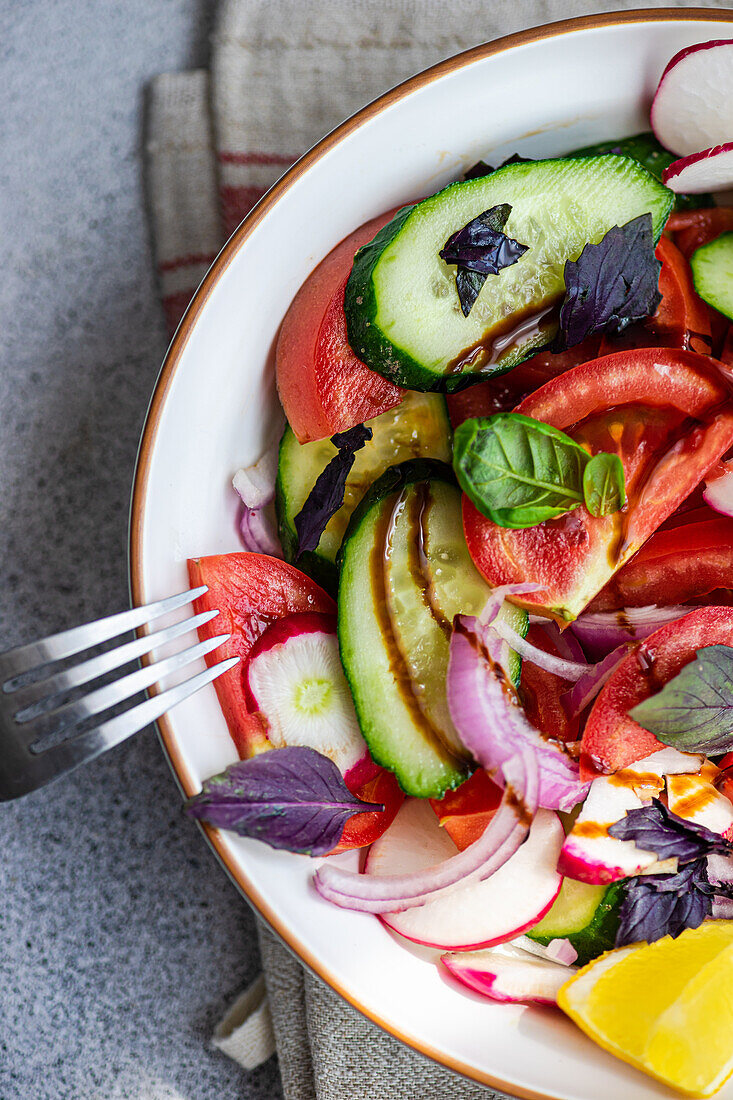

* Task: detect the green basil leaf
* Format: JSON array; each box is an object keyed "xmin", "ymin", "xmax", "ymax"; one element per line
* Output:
[
  {"xmin": 583, "ymin": 452, "xmax": 626, "ymax": 517},
  {"xmin": 452, "ymin": 413, "xmax": 589, "ymax": 529},
  {"xmin": 629, "ymin": 645, "xmax": 733, "ymax": 753}
]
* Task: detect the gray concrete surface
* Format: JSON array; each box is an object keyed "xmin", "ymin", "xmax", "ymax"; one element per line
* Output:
[{"xmin": 0, "ymin": 2, "xmax": 282, "ymax": 1097}]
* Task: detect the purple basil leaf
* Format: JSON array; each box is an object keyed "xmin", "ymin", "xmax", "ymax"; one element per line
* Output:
[
  {"xmin": 185, "ymin": 746, "xmax": 383, "ymax": 856},
  {"xmin": 463, "ymin": 159, "xmax": 494, "ymax": 181},
  {"xmin": 615, "ymin": 859, "xmax": 712, "ymax": 947},
  {"xmin": 461, "ymin": 154, "xmax": 532, "ymax": 182},
  {"xmin": 556, "ymin": 213, "xmax": 662, "ymax": 349},
  {"xmin": 440, "ymin": 204, "xmax": 529, "ymax": 317},
  {"xmin": 629, "ymin": 645, "xmax": 733, "ymax": 754},
  {"xmin": 608, "ymin": 798, "xmax": 733, "ymax": 863},
  {"xmin": 455, "ymin": 269, "xmax": 487, "ymax": 316},
  {"xmin": 294, "ymin": 424, "xmax": 372, "ymax": 556}
]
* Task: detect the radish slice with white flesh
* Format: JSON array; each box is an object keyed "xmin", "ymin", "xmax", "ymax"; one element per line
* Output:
[
  {"xmin": 364, "ymin": 798, "xmax": 563, "ymax": 950},
  {"xmin": 245, "ymin": 611, "xmax": 369, "ymax": 778},
  {"xmin": 651, "ymin": 39, "xmax": 733, "ymax": 156},
  {"xmin": 558, "ymin": 748, "xmax": 705, "ymax": 885},
  {"xmin": 666, "ymin": 763, "xmax": 733, "ymax": 835},
  {"xmin": 704, "ymin": 460, "xmax": 733, "ymax": 517},
  {"xmin": 663, "ymin": 143, "xmax": 733, "ymax": 194},
  {"xmin": 442, "ymin": 944, "xmax": 570, "ymax": 1005}
]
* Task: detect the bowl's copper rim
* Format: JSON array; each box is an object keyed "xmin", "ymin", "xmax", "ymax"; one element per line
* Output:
[{"xmin": 130, "ymin": 8, "xmax": 733, "ymax": 1096}]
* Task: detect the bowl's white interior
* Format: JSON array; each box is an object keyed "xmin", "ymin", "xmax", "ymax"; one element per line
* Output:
[{"xmin": 135, "ymin": 16, "xmax": 733, "ymax": 1099}]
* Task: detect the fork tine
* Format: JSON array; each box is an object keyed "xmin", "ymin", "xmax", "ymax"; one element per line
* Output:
[
  {"xmin": 0, "ymin": 585, "xmax": 209, "ymax": 685},
  {"xmin": 18, "ymin": 634, "xmax": 230, "ymax": 746},
  {"xmin": 0, "ymin": 655, "xmax": 240, "ymax": 800},
  {"xmin": 8, "ymin": 609, "xmax": 220, "ymax": 714}
]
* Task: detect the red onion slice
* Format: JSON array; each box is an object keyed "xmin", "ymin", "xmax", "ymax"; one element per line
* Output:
[
  {"xmin": 489, "ymin": 618, "xmax": 588, "ymax": 680},
  {"xmin": 570, "ymin": 605, "xmax": 695, "ymax": 658},
  {"xmin": 232, "ymin": 445, "xmax": 283, "ymax": 557},
  {"xmin": 314, "ymin": 750, "xmax": 539, "ymax": 913},
  {"xmin": 478, "ymin": 583, "xmax": 542, "ymax": 627},
  {"xmin": 448, "ymin": 616, "xmax": 589, "ymax": 813},
  {"xmin": 704, "ymin": 461, "xmax": 733, "ymax": 517},
  {"xmin": 560, "ymin": 644, "xmax": 631, "ymax": 719}
]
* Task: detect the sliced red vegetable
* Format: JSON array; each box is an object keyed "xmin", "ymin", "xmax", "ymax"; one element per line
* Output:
[
  {"xmin": 187, "ymin": 553, "xmax": 402, "ymax": 851},
  {"xmin": 429, "ymin": 768, "xmax": 503, "ymax": 852},
  {"xmin": 570, "ymin": 605, "xmax": 695, "ymax": 657},
  {"xmin": 520, "ymin": 625, "xmax": 581, "ymax": 744},
  {"xmin": 704, "ymin": 459, "xmax": 733, "ymax": 516},
  {"xmin": 275, "ymin": 210, "xmax": 403, "ymax": 443},
  {"xmin": 244, "ymin": 612, "xmax": 369, "ymax": 776},
  {"xmin": 463, "ymin": 348, "xmax": 733, "ymax": 621},
  {"xmin": 442, "ymin": 944, "xmax": 571, "ymax": 1004},
  {"xmin": 591, "ymin": 514, "xmax": 733, "ymax": 610},
  {"xmin": 313, "ymin": 749, "xmax": 539, "ymax": 913},
  {"xmin": 580, "ymin": 606, "xmax": 733, "ymax": 779},
  {"xmin": 365, "ymin": 799, "xmax": 563, "ymax": 950},
  {"xmin": 668, "ymin": 207, "xmax": 733, "ymax": 261},
  {"xmin": 664, "ymin": 143, "xmax": 733, "ymax": 195},
  {"xmin": 560, "ymin": 645, "xmax": 630, "ymax": 719},
  {"xmin": 651, "ymin": 39, "xmax": 733, "ymax": 156},
  {"xmin": 447, "ymin": 614, "xmax": 588, "ymax": 812}
]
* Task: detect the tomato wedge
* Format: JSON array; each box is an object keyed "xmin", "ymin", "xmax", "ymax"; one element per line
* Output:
[
  {"xmin": 520, "ymin": 625, "xmax": 580, "ymax": 744},
  {"xmin": 187, "ymin": 552, "xmax": 402, "ymax": 851},
  {"xmin": 462, "ymin": 349, "xmax": 733, "ymax": 621},
  {"xmin": 429, "ymin": 769, "xmax": 503, "ymax": 851},
  {"xmin": 188, "ymin": 553, "xmax": 336, "ymax": 754},
  {"xmin": 591, "ymin": 515, "xmax": 733, "ymax": 609},
  {"xmin": 276, "ymin": 210, "xmax": 403, "ymax": 443},
  {"xmin": 580, "ymin": 607, "xmax": 733, "ymax": 778}
]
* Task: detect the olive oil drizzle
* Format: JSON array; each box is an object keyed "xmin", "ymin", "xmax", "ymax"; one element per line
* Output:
[
  {"xmin": 370, "ymin": 488, "xmax": 460, "ymax": 761},
  {"xmin": 406, "ymin": 482, "xmax": 452, "ymax": 639}
]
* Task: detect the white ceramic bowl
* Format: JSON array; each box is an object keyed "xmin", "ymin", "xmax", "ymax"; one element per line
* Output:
[{"xmin": 131, "ymin": 11, "xmax": 733, "ymax": 1099}]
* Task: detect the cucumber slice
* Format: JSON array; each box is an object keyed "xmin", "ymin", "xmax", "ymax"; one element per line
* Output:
[
  {"xmin": 570, "ymin": 132, "xmax": 712, "ymax": 210},
  {"xmin": 338, "ymin": 460, "xmax": 527, "ymax": 798},
  {"xmin": 345, "ymin": 156, "xmax": 673, "ymax": 391},
  {"xmin": 276, "ymin": 392, "xmax": 451, "ymax": 589},
  {"xmin": 526, "ymin": 877, "xmax": 624, "ymax": 968},
  {"xmin": 690, "ymin": 232, "xmax": 733, "ymax": 321}
]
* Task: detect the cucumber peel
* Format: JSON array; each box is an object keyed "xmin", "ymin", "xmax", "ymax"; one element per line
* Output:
[{"xmin": 690, "ymin": 232, "xmax": 733, "ymax": 322}]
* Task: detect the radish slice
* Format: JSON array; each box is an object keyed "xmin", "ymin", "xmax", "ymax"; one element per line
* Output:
[
  {"xmin": 651, "ymin": 39, "xmax": 733, "ymax": 156},
  {"xmin": 442, "ymin": 945, "xmax": 570, "ymax": 1005},
  {"xmin": 246, "ymin": 612, "xmax": 368, "ymax": 775},
  {"xmin": 704, "ymin": 461, "xmax": 733, "ymax": 516},
  {"xmin": 663, "ymin": 143, "xmax": 733, "ymax": 195},
  {"xmin": 365, "ymin": 799, "xmax": 563, "ymax": 950},
  {"xmin": 558, "ymin": 748, "xmax": 705, "ymax": 885},
  {"xmin": 314, "ymin": 749, "xmax": 539, "ymax": 913}
]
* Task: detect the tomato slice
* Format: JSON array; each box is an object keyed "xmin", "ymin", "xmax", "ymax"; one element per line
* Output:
[
  {"xmin": 187, "ymin": 552, "xmax": 402, "ymax": 851},
  {"xmin": 580, "ymin": 606, "xmax": 733, "ymax": 778},
  {"xmin": 520, "ymin": 625, "xmax": 580, "ymax": 744},
  {"xmin": 429, "ymin": 769, "xmax": 503, "ymax": 851},
  {"xmin": 275, "ymin": 211, "xmax": 403, "ymax": 443},
  {"xmin": 668, "ymin": 207, "xmax": 733, "ymax": 261},
  {"xmin": 591, "ymin": 515, "xmax": 733, "ymax": 610},
  {"xmin": 188, "ymin": 553, "xmax": 335, "ymax": 755},
  {"xmin": 462, "ymin": 349, "xmax": 733, "ymax": 621}
]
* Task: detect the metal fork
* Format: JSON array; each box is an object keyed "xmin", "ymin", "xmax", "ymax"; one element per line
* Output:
[{"xmin": 0, "ymin": 586, "xmax": 238, "ymax": 801}]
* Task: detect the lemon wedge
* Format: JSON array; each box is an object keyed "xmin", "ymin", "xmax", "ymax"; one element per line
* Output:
[{"xmin": 558, "ymin": 921, "xmax": 733, "ymax": 1096}]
